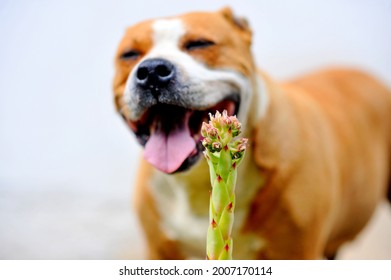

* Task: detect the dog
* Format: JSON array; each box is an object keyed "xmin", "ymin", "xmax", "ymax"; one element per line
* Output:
[{"xmin": 112, "ymin": 7, "xmax": 391, "ymax": 259}]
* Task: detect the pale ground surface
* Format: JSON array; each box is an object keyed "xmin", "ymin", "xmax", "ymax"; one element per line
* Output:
[{"xmin": 0, "ymin": 186, "xmax": 390, "ymax": 260}]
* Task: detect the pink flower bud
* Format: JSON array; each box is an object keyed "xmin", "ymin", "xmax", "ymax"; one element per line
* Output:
[
  {"xmin": 212, "ymin": 142, "xmax": 222, "ymax": 152},
  {"xmin": 201, "ymin": 122, "xmax": 208, "ymax": 137},
  {"xmin": 202, "ymin": 138, "xmax": 212, "ymax": 147},
  {"xmin": 232, "ymin": 118, "xmax": 241, "ymax": 130},
  {"xmin": 222, "ymin": 114, "xmax": 232, "ymax": 126},
  {"xmin": 237, "ymin": 138, "xmax": 248, "ymax": 152},
  {"xmin": 207, "ymin": 126, "xmax": 218, "ymax": 138},
  {"xmin": 238, "ymin": 145, "xmax": 246, "ymax": 152}
]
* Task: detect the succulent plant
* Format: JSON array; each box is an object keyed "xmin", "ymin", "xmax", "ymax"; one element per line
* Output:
[{"xmin": 201, "ymin": 110, "xmax": 248, "ymax": 260}]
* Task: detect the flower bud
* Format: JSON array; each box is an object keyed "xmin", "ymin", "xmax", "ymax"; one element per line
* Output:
[
  {"xmin": 232, "ymin": 118, "xmax": 241, "ymax": 130},
  {"xmin": 222, "ymin": 115, "xmax": 232, "ymax": 127},
  {"xmin": 238, "ymin": 138, "xmax": 248, "ymax": 151},
  {"xmin": 211, "ymin": 142, "xmax": 222, "ymax": 152},
  {"xmin": 207, "ymin": 126, "xmax": 218, "ymax": 138},
  {"xmin": 238, "ymin": 145, "xmax": 246, "ymax": 152},
  {"xmin": 202, "ymin": 138, "xmax": 212, "ymax": 147},
  {"xmin": 201, "ymin": 122, "xmax": 208, "ymax": 137},
  {"xmin": 232, "ymin": 151, "xmax": 244, "ymax": 159}
]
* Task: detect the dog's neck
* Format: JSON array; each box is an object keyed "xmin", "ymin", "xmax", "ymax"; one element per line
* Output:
[{"xmin": 252, "ymin": 70, "xmax": 301, "ymax": 172}]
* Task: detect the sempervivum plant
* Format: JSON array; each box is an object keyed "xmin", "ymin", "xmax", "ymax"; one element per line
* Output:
[{"xmin": 201, "ymin": 110, "xmax": 248, "ymax": 260}]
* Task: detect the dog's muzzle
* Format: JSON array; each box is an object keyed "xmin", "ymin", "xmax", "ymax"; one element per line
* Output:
[{"xmin": 126, "ymin": 58, "xmax": 241, "ymax": 174}]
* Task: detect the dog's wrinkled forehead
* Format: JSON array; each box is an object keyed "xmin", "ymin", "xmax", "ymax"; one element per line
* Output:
[
  {"xmin": 115, "ymin": 8, "xmax": 253, "ymax": 73},
  {"xmin": 150, "ymin": 11, "xmax": 252, "ymax": 72}
]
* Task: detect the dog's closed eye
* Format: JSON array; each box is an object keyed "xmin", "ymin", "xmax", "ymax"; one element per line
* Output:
[
  {"xmin": 184, "ymin": 39, "xmax": 215, "ymax": 51},
  {"xmin": 119, "ymin": 50, "xmax": 141, "ymax": 61}
]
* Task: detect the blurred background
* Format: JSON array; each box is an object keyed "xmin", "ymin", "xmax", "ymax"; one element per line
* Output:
[{"xmin": 0, "ymin": 0, "xmax": 390, "ymax": 259}]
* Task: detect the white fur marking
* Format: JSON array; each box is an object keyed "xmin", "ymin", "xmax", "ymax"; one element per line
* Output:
[
  {"xmin": 256, "ymin": 76, "xmax": 270, "ymax": 119},
  {"xmin": 152, "ymin": 19, "xmax": 185, "ymax": 48},
  {"xmin": 150, "ymin": 171, "xmax": 208, "ymax": 257}
]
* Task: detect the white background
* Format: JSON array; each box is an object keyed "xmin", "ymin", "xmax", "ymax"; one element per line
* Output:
[{"xmin": 0, "ymin": 0, "xmax": 390, "ymax": 259}]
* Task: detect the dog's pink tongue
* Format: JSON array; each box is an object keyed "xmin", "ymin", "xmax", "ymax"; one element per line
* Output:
[{"xmin": 144, "ymin": 116, "xmax": 195, "ymax": 174}]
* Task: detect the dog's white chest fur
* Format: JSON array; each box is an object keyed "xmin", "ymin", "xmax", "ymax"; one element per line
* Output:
[{"xmin": 149, "ymin": 163, "xmax": 209, "ymax": 257}]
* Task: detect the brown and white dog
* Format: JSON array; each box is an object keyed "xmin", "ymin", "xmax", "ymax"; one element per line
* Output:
[{"xmin": 113, "ymin": 7, "xmax": 391, "ymax": 259}]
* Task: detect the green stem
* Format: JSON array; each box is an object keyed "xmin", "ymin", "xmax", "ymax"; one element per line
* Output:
[{"xmin": 202, "ymin": 110, "xmax": 247, "ymax": 260}]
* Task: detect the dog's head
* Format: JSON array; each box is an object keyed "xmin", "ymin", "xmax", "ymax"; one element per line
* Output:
[{"xmin": 113, "ymin": 7, "xmax": 256, "ymax": 174}]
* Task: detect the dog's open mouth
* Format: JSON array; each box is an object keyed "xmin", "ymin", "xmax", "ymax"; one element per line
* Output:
[{"xmin": 127, "ymin": 96, "xmax": 240, "ymax": 173}]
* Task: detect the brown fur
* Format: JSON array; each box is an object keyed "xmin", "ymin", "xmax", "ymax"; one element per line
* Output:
[{"xmin": 247, "ymin": 69, "xmax": 391, "ymax": 259}]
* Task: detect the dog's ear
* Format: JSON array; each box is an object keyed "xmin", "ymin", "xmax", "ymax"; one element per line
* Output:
[{"xmin": 219, "ymin": 7, "xmax": 252, "ymax": 43}]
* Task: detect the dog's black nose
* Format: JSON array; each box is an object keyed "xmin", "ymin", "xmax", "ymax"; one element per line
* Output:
[{"xmin": 136, "ymin": 58, "xmax": 175, "ymax": 89}]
